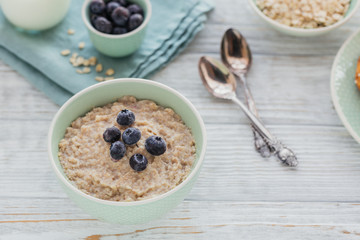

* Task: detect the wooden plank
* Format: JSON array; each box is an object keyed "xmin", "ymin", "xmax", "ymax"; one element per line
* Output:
[
  {"xmin": 1, "ymin": 0, "xmax": 360, "ymax": 238},
  {"xmin": 1, "ymin": 200, "xmax": 360, "ymax": 239},
  {"xmin": 0, "ymin": 52, "xmax": 346, "ymax": 126},
  {"xmin": 1, "ymin": 121, "xmax": 360, "ymax": 202}
]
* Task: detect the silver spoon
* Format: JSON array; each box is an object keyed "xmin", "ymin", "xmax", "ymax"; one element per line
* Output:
[
  {"xmin": 198, "ymin": 56, "xmax": 298, "ymax": 167},
  {"xmin": 221, "ymin": 28, "xmax": 271, "ymax": 158}
]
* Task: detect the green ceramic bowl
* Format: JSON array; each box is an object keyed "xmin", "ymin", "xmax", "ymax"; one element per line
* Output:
[
  {"xmin": 48, "ymin": 79, "xmax": 207, "ymax": 224},
  {"xmin": 248, "ymin": 0, "xmax": 360, "ymax": 37},
  {"xmin": 331, "ymin": 29, "xmax": 360, "ymax": 144},
  {"xmin": 0, "ymin": 0, "xmax": 71, "ymax": 31},
  {"xmin": 81, "ymin": 0, "xmax": 151, "ymax": 57}
]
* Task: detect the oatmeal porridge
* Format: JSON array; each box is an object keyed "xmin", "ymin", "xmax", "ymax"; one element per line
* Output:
[{"xmin": 58, "ymin": 96, "xmax": 196, "ymax": 201}]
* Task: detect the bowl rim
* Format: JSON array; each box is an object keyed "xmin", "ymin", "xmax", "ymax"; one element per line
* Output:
[
  {"xmin": 248, "ymin": 0, "xmax": 360, "ymax": 34},
  {"xmin": 330, "ymin": 28, "xmax": 360, "ymax": 144},
  {"xmin": 81, "ymin": 0, "xmax": 152, "ymax": 39},
  {"xmin": 48, "ymin": 78, "xmax": 207, "ymax": 206}
]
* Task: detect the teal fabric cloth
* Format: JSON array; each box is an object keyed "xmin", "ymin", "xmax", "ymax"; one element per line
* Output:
[{"xmin": 0, "ymin": 0, "xmax": 213, "ymax": 105}]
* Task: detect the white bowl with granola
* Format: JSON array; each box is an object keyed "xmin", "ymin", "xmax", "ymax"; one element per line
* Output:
[
  {"xmin": 249, "ymin": 0, "xmax": 360, "ymax": 36},
  {"xmin": 48, "ymin": 78, "xmax": 206, "ymax": 224}
]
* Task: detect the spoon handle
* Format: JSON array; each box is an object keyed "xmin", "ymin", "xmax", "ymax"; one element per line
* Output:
[
  {"xmin": 235, "ymin": 73, "xmax": 271, "ymax": 158},
  {"xmin": 231, "ymin": 96, "xmax": 298, "ymax": 167},
  {"xmin": 236, "ymin": 73, "xmax": 259, "ymax": 116}
]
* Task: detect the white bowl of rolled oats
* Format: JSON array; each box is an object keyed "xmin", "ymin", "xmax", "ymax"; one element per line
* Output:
[{"xmin": 249, "ymin": 0, "xmax": 360, "ymax": 36}]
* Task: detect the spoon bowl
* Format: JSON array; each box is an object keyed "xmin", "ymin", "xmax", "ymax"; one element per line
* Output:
[
  {"xmin": 198, "ymin": 56, "xmax": 237, "ymax": 100},
  {"xmin": 221, "ymin": 28, "xmax": 252, "ymax": 74},
  {"xmin": 198, "ymin": 55, "xmax": 273, "ymax": 141}
]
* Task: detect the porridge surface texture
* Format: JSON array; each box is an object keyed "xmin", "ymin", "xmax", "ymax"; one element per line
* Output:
[{"xmin": 58, "ymin": 96, "xmax": 196, "ymax": 201}]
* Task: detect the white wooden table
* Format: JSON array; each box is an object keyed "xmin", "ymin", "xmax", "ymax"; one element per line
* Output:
[{"xmin": 2, "ymin": 1, "xmax": 360, "ymax": 239}]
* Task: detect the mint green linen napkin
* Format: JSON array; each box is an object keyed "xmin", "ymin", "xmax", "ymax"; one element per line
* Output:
[{"xmin": 0, "ymin": 0, "xmax": 213, "ymax": 105}]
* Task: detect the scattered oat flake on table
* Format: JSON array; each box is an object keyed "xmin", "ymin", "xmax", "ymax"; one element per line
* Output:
[
  {"xmin": 83, "ymin": 59, "xmax": 90, "ymax": 67},
  {"xmin": 74, "ymin": 56, "xmax": 85, "ymax": 67},
  {"xmin": 82, "ymin": 67, "xmax": 91, "ymax": 74},
  {"xmin": 78, "ymin": 42, "xmax": 85, "ymax": 50},
  {"xmin": 76, "ymin": 69, "xmax": 83, "ymax": 74},
  {"xmin": 105, "ymin": 77, "xmax": 114, "ymax": 81},
  {"xmin": 105, "ymin": 68, "xmax": 115, "ymax": 76},
  {"xmin": 95, "ymin": 76, "xmax": 105, "ymax": 82},
  {"xmin": 89, "ymin": 57, "xmax": 97, "ymax": 66},
  {"xmin": 96, "ymin": 63, "xmax": 103, "ymax": 72},
  {"xmin": 70, "ymin": 53, "xmax": 78, "ymax": 64},
  {"xmin": 68, "ymin": 29, "xmax": 75, "ymax": 35},
  {"xmin": 61, "ymin": 49, "xmax": 71, "ymax": 56}
]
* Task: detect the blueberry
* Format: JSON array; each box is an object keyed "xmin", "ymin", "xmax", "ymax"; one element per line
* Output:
[
  {"xmin": 90, "ymin": 14, "xmax": 99, "ymax": 25},
  {"xmin": 94, "ymin": 16, "xmax": 113, "ymax": 34},
  {"xmin": 106, "ymin": 1, "xmax": 120, "ymax": 16},
  {"xmin": 115, "ymin": 0, "xmax": 128, "ymax": 6},
  {"xmin": 113, "ymin": 27, "xmax": 127, "ymax": 34},
  {"xmin": 90, "ymin": 13, "xmax": 107, "ymax": 25},
  {"xmin": 110, "ymin": 141, "xmax": 126, "ymax": 161},
  {"xmin": 103, "ymin": 126, "xmax": 121, "ymax": 143},
  {"xmin": 129, "ymin": 154, "xmax": 148, "ymax": 171},
  {"xmin": 116, "ymin": 109, "xmax": 135, "ymax": 126},
  {"xmin": 111, "ymin": 6, "xmax": 130, "ymax": 26},
  {"xmin": 128, "ymin": 13, "xmax": 143, "ymax": 31},
  {"xmin": 127, "ymin": 4, "xmax": 143, "ymax": 15},
  {"xmin": 90, "ymin": 0, "xmax": 106, "ymax": 14},
  {"xmin": 122, "ymin": 127, "xmax": 141, "ymax": 145},
  {"xmin": 145, "ymin": 135, "xmax": 166, "ymax": 156}
]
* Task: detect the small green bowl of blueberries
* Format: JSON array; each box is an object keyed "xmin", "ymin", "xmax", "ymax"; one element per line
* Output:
[{"xmin": 82, "ymin": 0, "xmax": 152, "ymax": 57}]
